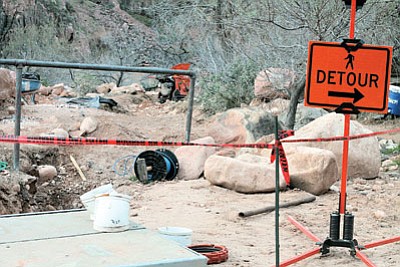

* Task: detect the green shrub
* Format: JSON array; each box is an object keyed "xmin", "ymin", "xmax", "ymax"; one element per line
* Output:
[{"xmin": 198, "ymin": 60, "xmax": 259, "ymax": 115}]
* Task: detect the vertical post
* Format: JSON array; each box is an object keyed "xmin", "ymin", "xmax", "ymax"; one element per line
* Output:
[
  {"xmin": 339, "ymin": 0, "xmax": 357, "ymax": 215},
  {"xmin": 349, "ymin": 0, "xmax": 356, "ymax": 39},
  {"xmin": 339, "ymin": 115, "xmax": 350, "ymax": 214},
  {"xmin": 13, "ymin": 65, "xmax": 23, "ymax": 171},
  {"xmin": 274, "ymin": 116, "xmax": 280, "ymax": 266},
  {"xmin": 185, "ymin": 75, "xmax": 196, "ymax": 142}
]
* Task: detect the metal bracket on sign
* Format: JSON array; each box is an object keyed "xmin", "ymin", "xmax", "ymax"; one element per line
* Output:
[
  {"xmin": 335, "ymin": 102, "xmax": 360, "ymax": 114},
  {"xmin": 341, "ymin": 38, "xmax": 364, "ymax": 53}
]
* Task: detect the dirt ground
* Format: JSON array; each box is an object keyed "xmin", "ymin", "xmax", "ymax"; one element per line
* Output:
[{"xmin": 0, "ymin": 95, "xmax": 399, "ymax": 267}]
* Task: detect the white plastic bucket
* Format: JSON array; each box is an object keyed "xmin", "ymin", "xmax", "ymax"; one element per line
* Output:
[
  {"xmin": 80, "ymin": 184, "xmax": 114, "ymax": 220},
  {"xmin": 158, "ymin": 226, "xmax": 193, "ymax": 246},
  {"xmin": 93, "ymin": 193, "xmax": 132, "ymax": 232}
]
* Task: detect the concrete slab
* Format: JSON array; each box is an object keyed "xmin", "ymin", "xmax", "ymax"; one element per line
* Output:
[
  {"xmin": 0, "ymin": 210, "xmax": 207, "ymax": 267},
  {"xmin": 0, "ymin": 209, "xmax": 143, "ymax": 244}
]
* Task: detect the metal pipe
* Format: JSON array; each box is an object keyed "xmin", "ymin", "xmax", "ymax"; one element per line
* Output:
[
  {"xmin": 0, "ymin": 59, "xmax": 197, "ymax": 167},
  {"xmin": 185, "ymin": 75, "xmax": 196, "ymax": 142},
  {"xmin": 13, "ymin": 65, "xmax": 23, "ymax": 171},
  {"xmin": 274, "ymin": 116, "xmax": 280, "ymax": 267},
  {"xmin": 238, "ymin": 195, "xmax": 316, "ymax": 218},
  {"xmin": 0, "ymin": 59, "xmax": 195, "ymax": 76}
]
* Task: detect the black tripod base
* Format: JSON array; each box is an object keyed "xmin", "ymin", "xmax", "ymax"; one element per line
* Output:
[{"xmin": 319, "ymin": 238, "xmax": 359, "ymax": 257}]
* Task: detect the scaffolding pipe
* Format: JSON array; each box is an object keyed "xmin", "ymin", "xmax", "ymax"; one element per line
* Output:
[
  {"xmin": 13, "ymin": 66, "xmax": 23, "ymax": 171},
  {"xmin": 185, "ymin": 75, "xmax": 196, "ymax": 142},
  {"xmin": 0, "ymin": 59, "xmax": 197, "ymax": 171},
  {"xmin": 0, "ymin": 59, "xmax": 195, "ymax": 76}
]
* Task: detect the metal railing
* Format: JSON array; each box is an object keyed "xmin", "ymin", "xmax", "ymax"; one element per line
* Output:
[{"xmin": 0, "ymin": 59, "xmax": 196, "ymax": 171}]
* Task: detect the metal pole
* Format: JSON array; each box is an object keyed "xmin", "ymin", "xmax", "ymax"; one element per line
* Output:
[
  {"xmin": 339, "ymin": 0, "xmax": 356, "ymax": 215},
  {"xmin": 274, "ymin": 116, "xmax": 280, "ymax": 266},
  {"xmin": 185, "ymin": 75, "xmax": 196, "ymax": 142},
  {"xmin": 0, "ymin": 59, "xmax": 196, "ymax": 143},
  {"xmin": 13, "ymin": 65, "xmax": 23, "ymax": 171},
  {"xmin": 0, "ymin": 59, "xmax": 195, "ymax": 76}
]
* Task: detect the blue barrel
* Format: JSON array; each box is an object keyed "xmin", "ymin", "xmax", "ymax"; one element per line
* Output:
[
  {"xmin": 21, "ymin": 79, "xmax": 41, "ymax": 93},
  {"xmin": 388, "ymin": 85, "xmax": 400, "ymax": 116}
]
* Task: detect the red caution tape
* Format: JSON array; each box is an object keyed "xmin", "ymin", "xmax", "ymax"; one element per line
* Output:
[
  {"xmin": 270, "ymin": 146, "xmax": 290, "ymax": 186},
  {"xmin": 1, "ymin": 126, "xmax": 399, "ymax": 189},
  {"xmin": 0, "ymin": 135, "xmax": 275, "ymax": 149},
  {"xmin": 270, "ymin": 130, "xmax": 294, "ymax": 186},
  {"xmin": 281, "ymin": 127, "xmax": 400, "ymax": 144}
]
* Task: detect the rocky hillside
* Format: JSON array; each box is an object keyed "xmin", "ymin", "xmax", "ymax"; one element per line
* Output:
[{"xmin": 1, "ymin": 1, "xmax": 155, "ymax": 63}]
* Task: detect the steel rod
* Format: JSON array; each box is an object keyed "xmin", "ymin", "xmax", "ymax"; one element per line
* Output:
[
  {"xmin": 340, "ymin": 0, "xmax": 357, "ymax": 215},
  {"xmin": 13, "ymin": 66, "xmax": 23, "ymax": 171},
  {"xmin": 238, "ymin": 195, "xmax": 316, "ymax": 218},
  {"xmin": 0, "ymin": 59, "xmax": 194, "ymax": 76},
  {"xmin": 185, "ymin": 75, "xmax": 196, "ymax": 142},
  {"xmin": 274, "ymin": 116, "xmax": 280, "ymax": 267},
  {"xmin": 339, "ymin": 114, "xmax": 350, "ymax": 214}
]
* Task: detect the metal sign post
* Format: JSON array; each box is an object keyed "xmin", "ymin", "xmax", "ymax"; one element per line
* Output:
[{"xmin": 276, "ymin": 1, "xmax": 400, "ymax": 266}]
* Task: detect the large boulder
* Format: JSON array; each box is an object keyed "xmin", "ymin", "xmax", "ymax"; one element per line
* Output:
[
  {"xmin": 285, "ymin": 113, "xmax": 380, "ymax": 180},
  {"xmin": 206, "ymin": 144, "xmax": 337, "ymax": 195},
  {"xmin": 254, "ymin": 68, "xmax": 296, "ymax": 100},
  {"xmin": 175, "ymin": 136, "xmax": 216, "ymax": 180},
  {"xmin": 204, "ymin": 154, "xmax": 287, "ymax": 193},
  {"xmin": 0, "ymin": 68, "xmax": 16, "ymax": 100},
  {"xmin": 285, "ymin": 146, "xmax": 338, "ymax": 195},
  {"xmin": 207, "ymin": 107, "xmax": 280, "ymax": 145}
]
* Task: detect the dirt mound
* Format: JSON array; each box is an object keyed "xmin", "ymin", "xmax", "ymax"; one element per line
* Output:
[{"xmin": 0, "ymin": 91, "xmax": 208, "ymax": 214}]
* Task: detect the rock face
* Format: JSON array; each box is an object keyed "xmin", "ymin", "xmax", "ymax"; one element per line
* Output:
[
  {"xmin": 285, "ymin": 146, "xmax": 338, "ymax": 195},
  {"xmin": 254, "ymin": 68, "xmax": 296, "ymax": 100},
  {"xmin": 207, "ymin": 107, "xmax": 279, "ymax": 145},
  {"xmin": 204, "ymin": 154, "xmax": 287, "ymax": 193},
  {"xmin": 0, "ymin": 68, "xmax": 16, "ymax": 100},
  {"xmin": 285, "ymin": 113, "xmax": 380, "ymax": 180},
  {"xmin": 175, "ymin": 136, "xmax": 216, "ymax": 180}
]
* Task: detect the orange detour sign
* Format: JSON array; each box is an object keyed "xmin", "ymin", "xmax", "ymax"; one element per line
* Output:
[{"xmin": 305, "ymin": 41, "xmax": 393, "ymax": 113}]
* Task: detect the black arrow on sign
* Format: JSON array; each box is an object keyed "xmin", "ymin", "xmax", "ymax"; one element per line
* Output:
[{"xmin": 328, "ymin": 88, "xmax": 364, "ymax": 104}]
